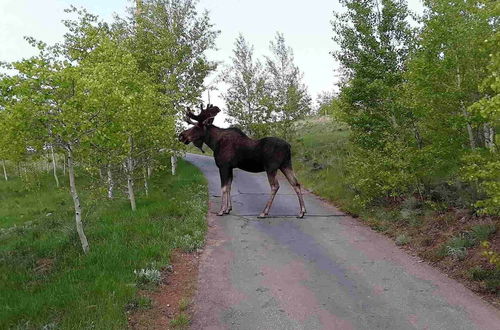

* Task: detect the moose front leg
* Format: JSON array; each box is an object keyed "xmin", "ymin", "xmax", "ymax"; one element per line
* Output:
[{"xmin": 217, "ymin": 167, "xmax": 233, "ymax": 216}]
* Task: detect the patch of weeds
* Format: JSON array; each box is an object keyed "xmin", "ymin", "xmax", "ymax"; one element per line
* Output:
[
  {"xmin": 448, "ymin": 234, "xmax": 475, "ymax": 249},
  {"xmin": 435, "ymin": 245, "xmax": 448, "ymax": 259},
  {"xmin": 178, "ymin": 297, "xmax": 190, "ymax": 312},
  {"xmin": 369, "ymin": 221, "xmax": 388, "ymax": 232},
  {"xmin": 446, "ymin": 246, "xmax": 468, "ymax": 260},
  {"xmin": 395, "ymin": 234, "xmax": 410, "ymax": 246},
  {"xmin": 469, "ymin": 266, "xmax": 492, "ymax": 281},
  {"xmin": 41, "ymin": 322, "xmax": 58, "ymax": 330},
  {"xmin": 399, "ymin": 209, "xmax": 414, "ymax": 222},
  {"xmin": 399, "ymin": 206, "xmax": 422, "ymax": 227},
  {"xmin": 468, "ymin": 266, "xmax": 500, "ymax": 294},
  {"xmin": 442, "ymin": 234, "xmax": 475, "ymax": 260},
  {"xmin": 134, "ymin": 268, "xmax": 161, "ymax": 289},
  {"xmin": 401, "ymin": 196, "xmax": 422, "ymax": 210},
  {"xmin": 485, "ymin": 278, "xmax": 500, "ymax": 294},
  {"xmin": 170, "ymin": 313, "xmax": 190, "ymax": 328},
  {"xmin": 175, "ymin": 230, "xmax": 204, "ymax": 252},
  {"xmin": 126, "ymin": 296, "xmax": 152, "ymax": 311},
  {"xmin": 470, "ymin": 224, "xmax": 496, "ymax": 242}
]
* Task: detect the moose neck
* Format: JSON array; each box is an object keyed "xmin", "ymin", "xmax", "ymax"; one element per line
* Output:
[{"xmin": 203, "ymin": 125, "xmax": 224, "ymax": 151}]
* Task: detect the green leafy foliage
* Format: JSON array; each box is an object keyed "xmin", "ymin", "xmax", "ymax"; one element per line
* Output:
[
  {"xmin": 330, "ymin": 0, "xmax": 499, "ymax": 215},
  {"xmin": 221, "ymin": 33, "xmax": 311, "ymax": 139}
]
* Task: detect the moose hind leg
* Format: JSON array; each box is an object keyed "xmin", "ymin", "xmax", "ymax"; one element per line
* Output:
[
  {"xmin": 281, "ymin": 166, "xmax": 306, "ymax": 218},
  {"xmin": 224, "ymin": 170, "xmax": 233, "ymax": 214},
  {"xmin": 258, "ymin": 170, "xmax": 279, "ymax": 218},
  {"xmin": 217, "ymin": 167, "xmax": 231, "ymax": 216}
]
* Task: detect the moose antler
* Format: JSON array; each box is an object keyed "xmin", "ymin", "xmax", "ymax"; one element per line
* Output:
[
  {"xmin": 186, "ymin": 107, "xmax": 201, "ymax": 121},
  {"xmin": 184, "ymin": 116, "xmax": 197, "ymax": 125},
  {"xmin": 184, "ymin": 104, "xmax": 221, "ymax": 124}
]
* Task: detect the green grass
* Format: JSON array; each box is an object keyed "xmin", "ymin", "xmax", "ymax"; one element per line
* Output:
[
  {"xmin": 0, "ymin": 172, "xmax": 70, "ymax": 229},
  {"xmin": 178, "ymin": 297, "xmax": 190, "ymax": 312},
  {"xmin": 292, "ymin": 117, "xmax": 357, "ymax": 213},
  {"xmin": 470, "ymin": 224, "xmax": 497, "ymax": 242},
  {"xmin": 170, "ymin": 313, "xmax": 190, "ymax": 328},
  {"xmin": 0, "ymin": 159, "xmax": 208, "ymax": 329}
]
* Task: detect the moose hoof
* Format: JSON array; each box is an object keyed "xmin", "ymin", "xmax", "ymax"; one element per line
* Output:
[
  {"xmin": 223, "ymin": 210, "xmax": 231, "ymax": 215},
  {"xmin": 217, "ymin": 211, "xmax": 225, "ymax": 216},
  {"xmin": 257, "ymin": 213, "xmax": 266, "ymax": 219},
  {"xmin": 297, "ymin": 212, "xmax": 305, "ymax": 219}
]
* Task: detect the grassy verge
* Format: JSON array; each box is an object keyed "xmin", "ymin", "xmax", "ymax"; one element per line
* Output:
[
  {"xmin": 293, "ymin": 116, "xmax": 499, "ymax": 302},
  {"xmin": 0, "ymin": 159, "xmax": 208, "ymax": 329}
]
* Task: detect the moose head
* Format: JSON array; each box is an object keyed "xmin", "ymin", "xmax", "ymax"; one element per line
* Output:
[{"xmin": 178, "ymin": 104, "xmax": 221, "ymax": 153}]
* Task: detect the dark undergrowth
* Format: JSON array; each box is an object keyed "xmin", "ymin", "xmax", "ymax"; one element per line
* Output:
[{"xmin": 0, "ymin": 159, "xmax": 208, "ymax": 329}]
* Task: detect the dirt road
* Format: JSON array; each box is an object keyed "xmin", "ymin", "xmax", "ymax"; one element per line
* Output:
[{"xmin": 185, "ymin": 153, "xmax": 500, "ymax": 330}]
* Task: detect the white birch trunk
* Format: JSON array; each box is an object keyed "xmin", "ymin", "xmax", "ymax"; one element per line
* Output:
[
  {"xmin": 456, "ymin": 62, "xmax": 476, "ymax": 149},
  {"xmin": 143, "ymin": 168, "xmax": 149, "ymax": 197},
  {"xmin": 63, "ymin": 156, "xmax": 66, "ymax": 176},
  {"xmin": 462, "ymin": 105, "xmax": 476, "ymax": 149},
  {"xmin": 127, "ymin": 136, "xmax": 136, "ymax": 211},
  {"xmin": 46, "ymin": 151, "xmax": 50, "ymax": 173},
  {"xmin": 484, "ymin": 123, "xmax": 496, "ymax": 150},
  {"xmin": 147, "ymin": 165, "xmax": 152, "ymax": 178},
  {"xmin": 51, "ymin": 146, "xmax": 59, "ymax": 187},
  {"xmin": 67, "ymin": 148, "xmax": 90, "ymax": 254},
  {"xmin": 107, "ymin": 165, "xmax": 114, "ymax": 199},
  {"xmin": 2, "ymin": 160, "xmax": 7, "ymax": 181},
  {"xmin": 490, "ymin": 126, "xmax": 496, "ymax": 151},
  {"xmin": 171, "ymin": 155, "xmax": 177, "ymax": 176},
  {"xmin": 127, "ymin": 158, "xmax": 136, "ymax": 211}
]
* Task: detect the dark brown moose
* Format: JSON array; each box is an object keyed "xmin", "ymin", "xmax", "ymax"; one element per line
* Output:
[{"xmin": 179, "ymin": 104, "xmax": 306, "ymax": 218}]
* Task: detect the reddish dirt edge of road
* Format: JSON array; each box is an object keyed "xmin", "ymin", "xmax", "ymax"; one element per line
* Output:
[{"xmin": 128, "ymin": 250, "xmax": 201, "ymax": 329}]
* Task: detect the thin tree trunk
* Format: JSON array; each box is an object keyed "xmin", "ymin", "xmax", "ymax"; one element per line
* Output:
[
  {"xmin": 2, "ymin": 160, "xmax": 7, "ymax": 181},
  {"xmin": 51, "ymin": 146, "xmax": 59, "ymax": 187},
  {"xmin": 127, "ymin": 136, "xmax": 137, "ymax": 211},
  {"xmin": 147, "ymin": 165, "xmax": 152, "ymax": 178},
  {"xmin": 67, "ymin": 147, "xmax": 89, "ymax": 254},
  {"xmin": 46, "ymin": 150, "xmax": 50, "ymax": 173},
  {"xmin": 107, "ymin": 165, "xmax": 114, "ymax": 199},
  {"xmin": 456, "ymin": 61, "xmax": 475, "ymax": 149},
  {"xmin": 462, "ymin": 105, "xmax": 476, "ymax": 149},
  {"xmin": 171, "ymin": 155, "xmax": 177, "ymax": 176},
  {"xmin": 490, "ymin": 126, "xmax": 496, "ymax": 151},
  {"xmin": 127, "ymin": 159, "xmax": 136, "ymax": 211},
  {"xmin": 63, "ymin": 157, "xmax": 66, "ymax": 176},
  {"xmin": 143, "ymin": 168, "xmax": 149, "ymax": 197},
  {"xmin": 484, "ymin": 123, "xmax": 495, "ymax": 150}
]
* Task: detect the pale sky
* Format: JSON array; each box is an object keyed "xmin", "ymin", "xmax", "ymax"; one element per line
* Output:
[{"xmin": 0, "ymin": 0, "xmax": 424, "ymax": 126}]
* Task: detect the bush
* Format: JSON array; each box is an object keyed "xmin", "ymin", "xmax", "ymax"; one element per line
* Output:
[
  {"xmin": 395, "ymin": 234, "xmax": 410, "ymax": 246},
  {"xmin": 470, "ymin": 224, "xmax": 497, "ymax": 242},
  {"xmin": 461, "ymin": 152, "xmax": 500, "ymax": 215},
  {"xmin": 134, "ymin": 268, "xmax": 161, "ymax": 288}
]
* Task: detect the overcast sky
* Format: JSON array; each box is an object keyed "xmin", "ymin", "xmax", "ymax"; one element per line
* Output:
[{"xmin": 0, "ymin": 0, "xmax": 424, "ymax": 126}]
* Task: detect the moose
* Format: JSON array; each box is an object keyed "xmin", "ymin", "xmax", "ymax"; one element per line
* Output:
[{"xmin": 179, "ymin": 104, "xmax": 306, "ymax": 218}]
